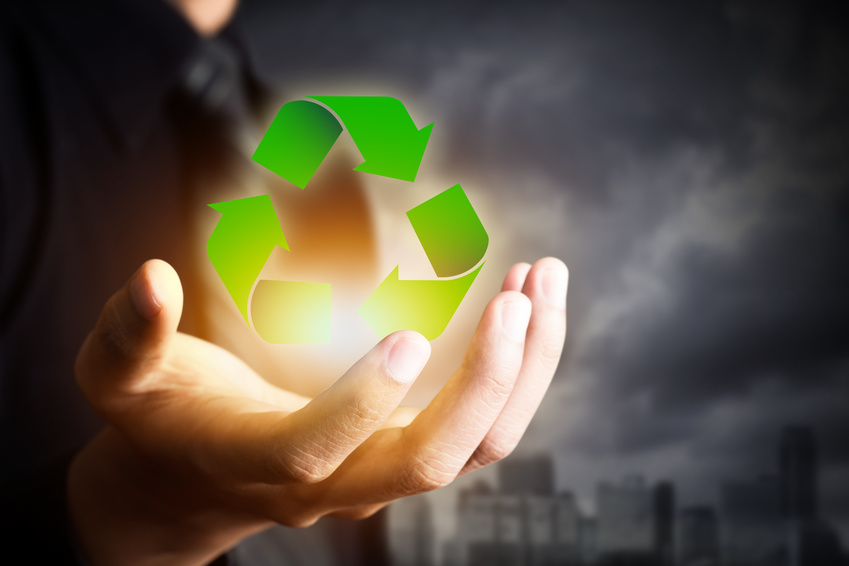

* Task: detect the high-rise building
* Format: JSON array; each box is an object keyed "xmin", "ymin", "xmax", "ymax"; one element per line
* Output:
[
  {"xmin": 498, "ymin": 454, "xmax": 555, "ymax": 496},
  {"xmin": 450, "ymin": 457, "xmax": 585, "ymax": 566},
  {"xmin": 776, "ymin": 426, "xmax": 845, "ymax": 566},
  {"xmin": 553, "ymin": 492, "xmax": 581, "ymax": 551},
  {"xmin": 719, "ymin": 475, "xmax": 783, "ymax": 566},
  {"xmin": 579, "ymin": 517, "xmax": 599, "ymax": 565},
  {"xmin": 779, "ymin": 425, "xmax": 817, "ymax": 520},
  {"xmin": 527, "ymin": 496, "xmax": 555, "ymax": 547},
  {"xmin": 788, "ymin": 518, "xmax": 845, "ymax": 566},
  {"xmin": 455, "ymin": 480, "xmax": 521, "ymax": 566},
  {"xmin": 388, "ymin": 494, "xmax": 435, "ymax": 566},
  {"xmin": 652, "ymin": 481, "xmax": 675, "ymax": 565},
  {"xmin": 524, "ymin": 492, "xmax": 582, "ymax": 566},
  {"xmin": 457, "ymin": 481, "xmax": 497, "ymax": 540},
  {"xmin": 441, "ymin": 539, "xmax": 464, "ymax": 566},
  {"xmin": 596, "ymin": 475, "xmax": 655, "ymax": 565},
  {"xmin": 525, "ymin": 495, "xmax": 556, "ymax": 566},
  {"xmin": 677, "ymin": 506, "xmax": 719, "ymax": 566}
]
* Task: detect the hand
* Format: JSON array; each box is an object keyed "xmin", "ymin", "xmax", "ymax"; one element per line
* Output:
[{"xmin": 69, "ymin": 257, "xmax": 568, "ymax": 565}]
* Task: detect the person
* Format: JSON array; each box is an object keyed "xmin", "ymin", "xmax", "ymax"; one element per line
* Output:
[{"xmin": 0, "ymin": 0, "xmax": 569, "ymax": 563}]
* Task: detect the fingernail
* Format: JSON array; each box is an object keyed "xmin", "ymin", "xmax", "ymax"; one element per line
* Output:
[
  {"xmin": 387, "ymin": 335, "xmax": 431, "ymax": 383},
  {"xmin": 542, "ymin": 266, "xmax": 567, "ymax": 308},
  {"xmin": 501, "ymin": 299, "xmax": 531, "ymax": 341},
  {"xmin": 130, "ymin": 269, "xmax": 162, "ymax": 321}
]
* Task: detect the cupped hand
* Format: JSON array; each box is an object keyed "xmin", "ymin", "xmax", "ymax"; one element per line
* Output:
[{"xmin": 69, "ymin": 257, "xmax": 568, "ymax": 565}]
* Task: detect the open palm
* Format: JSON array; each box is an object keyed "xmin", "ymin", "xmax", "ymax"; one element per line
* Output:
[{"xmin": 70, "ymin": 257, "xmax": 567, "ymax": 565}]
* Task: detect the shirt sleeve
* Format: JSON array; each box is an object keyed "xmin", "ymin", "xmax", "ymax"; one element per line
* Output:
[{"xmin": 0, "ymin": 451, "xmax": 84, "ymax": 564}]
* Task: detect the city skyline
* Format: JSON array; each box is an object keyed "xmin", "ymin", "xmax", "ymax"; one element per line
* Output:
[{"xmin": 389, "ymin": 424, "xmax": 845, "ymax": 566}]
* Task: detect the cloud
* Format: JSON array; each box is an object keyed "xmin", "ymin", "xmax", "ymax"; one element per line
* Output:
[
  {"xmin": 240, "ymin": 0, "xmax": 849, "ymax": 541},
  {"xmin": 401, "ymin": 0, "xmax": 849, "ymax": 529}
]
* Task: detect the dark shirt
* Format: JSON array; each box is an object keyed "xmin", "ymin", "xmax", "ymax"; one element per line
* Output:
[
  {"xmin": 0, "ymin": 1, "xmax": 389, "ymax": 563},
  {"xmin": 0, "ymin": 0, "xmax": 254, "ymax": 561},
  {"xmin": 0, "ymin": 0, "xmax": 208, "ymax": 480}
]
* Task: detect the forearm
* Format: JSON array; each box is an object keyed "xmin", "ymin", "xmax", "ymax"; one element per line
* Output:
[{"xmin": 68, "ymin": 428, "xmax": 269, "ymax": 566}]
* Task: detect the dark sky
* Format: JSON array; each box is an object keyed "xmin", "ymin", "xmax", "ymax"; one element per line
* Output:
[{"xmin": 239, "ymin": 0, "xmax": 849, "ymax": 544}]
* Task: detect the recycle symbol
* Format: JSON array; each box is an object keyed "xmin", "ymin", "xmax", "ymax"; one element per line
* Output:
[{"xmin": 207, "ymin": 96, "xmax": 488, "ymax": 344}]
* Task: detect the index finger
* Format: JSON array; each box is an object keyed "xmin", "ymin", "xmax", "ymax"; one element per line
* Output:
[{"xmin": 255, "ymin": 330, "xmax": 431, "ymax": 484}]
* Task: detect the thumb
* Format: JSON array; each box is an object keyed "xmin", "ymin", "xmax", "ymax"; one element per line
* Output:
[{"xmin": 75, "ymin": 259, "xmax": 183, "ymax": 399}]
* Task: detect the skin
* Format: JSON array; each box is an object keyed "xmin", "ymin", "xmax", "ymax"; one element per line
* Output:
[
  {"xmin": 165, "ymin": 0, "xmax": 238, "ymax": 36},
  {"xmin": 68, "ymin": 257, "xmax": 568, "ymax": 565}
]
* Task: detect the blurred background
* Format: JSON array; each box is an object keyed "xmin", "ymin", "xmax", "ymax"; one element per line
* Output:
[{"xmin": 225, "ymin": 1, "xmax": 848, "ymax": 565}]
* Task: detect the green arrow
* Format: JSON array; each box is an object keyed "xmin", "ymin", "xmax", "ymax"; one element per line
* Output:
[
  {"xmin": 311, "ymin": 96, "xmax": 433, "ymax": 182},
  {"xmin": 251, "ymin": 100, "xmax": 342, "ymax": 189},
  {"xmin": 407, "ymin": 184, "xmax": 489, "ymax": 277},
  {"xmin": 359, "ymin": 264, "xmax": 483, "ymax": 340},
  {"xmin": 207, "ymin": 195, "xmax": 288, "ymax": 324}
]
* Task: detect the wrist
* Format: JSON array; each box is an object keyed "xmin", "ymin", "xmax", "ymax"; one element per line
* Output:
[{"xmin": 68, "ymin": 428, "xmax": 269, "ymax": 566}]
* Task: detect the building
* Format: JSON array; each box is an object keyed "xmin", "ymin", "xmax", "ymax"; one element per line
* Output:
[
  {"xmin": 552, "ymin": 492, "xmax": 582, "ymax": 564},
  {"xmin": 388, "ymin": 494, "xmax": 435, "ymax": 566},
  {"xmin": 719, "ymin": 475, "xmax": 783, "ymax": 566},
  {"xmin": 462, "ymin": 495, "xmax": 523, "ymax": 565},
  {"xmin": 455, "ymin": 480, "xmax": 521, "ymax": 566},
  {"xmin": 653, "ymin": 481, "xmax": 675, "ymax": 565},
  {"xmin": 596, "ymin": 475, "xmax": 655, "ymax": 565},
  {"xmin": 524, "ymin": 492, "xmax": 582, "ymax": 566},
  {"xmin": 778, "ymin": 426, "xmax": 845, "ymax": 566},
  {"xmin": 779, "ymin": 425, "xmax": 817, "ymax": 521},
  {"xmin": 788, "ymin": 519, "xmax": 845, "ymax": 566},
  {"xmin": 498, "ymin": 454, "xmax": 555, "ymax": 496},
  {"xmin": 526, "ymin": 495, "xmax": 556, "ymax": 565},
  {"xmin": 449, "ymin": 457, "xmax": 586, "ymax": 566},
  {"xmin": 580, "ymin": 517, "xmax": 599, "ymax": 565},
  {"xmin": 677, "ymin": 506, "xmax": 719, "ymax": 566},
  {"xmin": 441, "ymin": 539, "xmax": 464, "ymax": 566}
]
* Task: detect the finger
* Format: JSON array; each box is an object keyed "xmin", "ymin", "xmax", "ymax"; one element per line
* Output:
[
  {"xmin": 264, "ymin": 282, "xmax": 556, "ymax": 518},
  {"xmin": 382, "ymin": 406, "xmax": 422, "ymax": 429},
  {"xmin": 241, "ymin": 331, "xmax": 431, "ymax": 485},
  {"xmin": 501, "ymin": 262, "xmax": 532, "ymax": 292},
  {"xmin": 307, "ymin": 291, "xmax": 531, "ymax": 504},
  {"xmin": 75, "ymin": 259, "xmax": 183, "ymax": 401},
  {"xmin": 324, "ymin": 502, "xmax": 388, "ymax": 521},
  {"xmin": 402, "ymin": 291, "xmax": 531, "ymax": 469},
  {"xmin": 463, "ymin": 257, "xmax": 568, "ymax": 473}
]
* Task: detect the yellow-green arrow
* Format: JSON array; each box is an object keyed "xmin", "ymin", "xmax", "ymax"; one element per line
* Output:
[
  {"xmin": 359, "ymin": 264, "xmax": 483, "ymax": 340},
  {"xmin": 251, "ymin": 280, "xmax": 331, "ymax": 344},
  {"xmin": 359, "ymin": 185, "xmax": 488, "ymax": 340}
]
